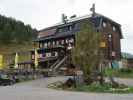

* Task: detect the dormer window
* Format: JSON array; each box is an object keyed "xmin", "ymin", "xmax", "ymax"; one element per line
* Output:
[
  {"xmin": 57, "ymin": 24, "xmax": 75, "ymax": 33},
  {"xmin": 103, "ymin": 22, "xmax": 107, "ymax": 28},
  {"xmin": 58, "ymin": 26, "xmax": 69, "ymax": 33}
]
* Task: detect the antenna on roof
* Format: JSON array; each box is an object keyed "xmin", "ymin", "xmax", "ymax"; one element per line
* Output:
[
  {"xmin": 90, "ymin": 3, "xmax": 95, "ymax": 17},
  {"xmin": 62, "ymin": 13, "xmax": 68, "ymax": 24}
]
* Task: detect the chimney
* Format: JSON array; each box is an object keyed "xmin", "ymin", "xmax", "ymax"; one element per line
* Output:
[
  {"xmin": 62, "ymin": 13, "xmax": 68, "ymax": 24},
  {"xmin": 90, "ymin": 3, "xmax": 96, "ymax": 17}
]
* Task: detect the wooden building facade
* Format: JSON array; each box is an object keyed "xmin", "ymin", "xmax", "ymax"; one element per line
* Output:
[{"xmin": 31, "ymin": 12, "xmax": 123, "ymax": 71}]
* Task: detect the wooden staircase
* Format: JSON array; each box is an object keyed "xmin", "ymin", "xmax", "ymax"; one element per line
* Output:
[{"xmin": 48, "ymin": 56, "xmax": 68, "ymax": 76}]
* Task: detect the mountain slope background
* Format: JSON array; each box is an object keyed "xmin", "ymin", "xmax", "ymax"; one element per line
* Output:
[
  {"xmin": 0, "ymin": 14, "xmax": 38, "ymax": 54},
  {"xmin": 121, "ymin": 52, "xmax": 133, "ymax": 59},
  {"xmin": 0, "ymin": 14, "xmax": 38, "ymax": 66}
]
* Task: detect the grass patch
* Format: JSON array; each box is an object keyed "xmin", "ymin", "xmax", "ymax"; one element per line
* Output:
[
  {"xmin": 74, "ymin": 83, "xmax": 133, "ymax": 93},
  {"xmin": 48, "ymin": 81, "xmax": 133, "ymax": 93},
  {"xmin": 104, "ymin": 68, "xmax": 133, "ymax": 78},
  {"xmin": 75, "ymin": 83, "xmax": 112, "ymax": 92}
]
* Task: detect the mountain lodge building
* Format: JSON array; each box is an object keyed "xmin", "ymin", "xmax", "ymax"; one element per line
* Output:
[{"xmin": 31, "ymin": 9, "xmax": 123, "ymax": 72}]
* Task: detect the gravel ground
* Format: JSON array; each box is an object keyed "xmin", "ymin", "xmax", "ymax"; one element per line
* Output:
[
  {"xmin": 114, "ymin": 78, "xmax": 133, "ymax": 86},
  {"xmin": 0, "ymin": 76, "xmax": 133, "ymax": 100}
]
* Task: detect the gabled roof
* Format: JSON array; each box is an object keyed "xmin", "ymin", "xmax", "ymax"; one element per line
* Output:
[
  {"xmin": 35, "ymin": 13, "xmax": 123, "ymax": 41},
  {"xmin": 38, "ymin": 14, "xmax": 92, "ymax": 32},
  {"xmin": 36, "ymin": 31, "xmax": 75, "ymax": 42},
  {"xmin": 39, "ymin": 13, "xmax": 121, "ymax": 31}
]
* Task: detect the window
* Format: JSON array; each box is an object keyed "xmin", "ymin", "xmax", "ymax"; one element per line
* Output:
[
  {"xmin": 103, "ymin": 22, "xmax": 107, "ymax": 28},
  {"xmin": 39, "ymin": 43, "xmax": 43, "ymax": 48},
  {"xmin": 46, "ymin": 53, "xmax": 51, "ymax": 57},
  {"xmin": 58, "ymin": 28, "xmax": 63, "ymax": 33},
  {"xmin": 67, "ymin": 43, "xmax": 72, "ymax": 50},
  {"xmin": 108, "ymin": 33, "xmax": 112, "ymax": 42},
  {"xmin": 39, "ymin": 54, "xmax": 43, "ymax": 58},
  {"xmin": 52, "ymin": 41, "xmax": 55, "ymax": 46},
  {"xmin": 58, "ymin": 26, "xmax": 69, "ymax": 33},
  {"xmin": 96, "ymin": 29, "xmax": 100, "ymax": 32},
  {"xmin": 55, "ymin": 52, "xmax": 58, "ymax": 56},
  {"xmin": 63, "ymin": 26, "xmax": 70, "ymax": 32},
  {"xmin": 65, "ymin": 39, "xmax": 68, "ymax": 44},
  {"xmin": 56, "ymin": 41, "xmax": 59, "ymax": 45},
  {"xmin": 61, "ymin": 40, "xmax": 64, "ymax": 44},
  {"xmin": 42, "ymin": 53, "xmax": 46, "ymax": 57},
  {"xmin": 51, "ymin": 52, "xmax": 55, "ymax": 56},
  {"xmin": 69, "ymin": 38, "xmax": 74, "ymax": 43},
  {"xmin": 48, "ymin": 42, "xmax": 51, "ymax": 47},
  {"xmin": 57, "ymin": 24, "xmax": 75, "ymax": 33},
  {"xmin": 32, "ymin": 55, "xmax": 35, "ymax": 59},
  {"xmin": 69, "ymin": 26, "xmax": 73, "ymax": 31},
  {"xmin": 113, "ymin": 26, "xmax": 116, "ymax": 32},
  {"xmin": 69, "ymin": 24, "xmax": 75, "ymax": 31},
  {"xmin": 44, "ymin": 43, "xmax": 47, "ymax": 48}
]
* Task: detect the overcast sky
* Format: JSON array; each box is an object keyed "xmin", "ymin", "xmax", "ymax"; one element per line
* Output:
[{"xmin": 0, "ymin": 0, "xmax": 133, "ymax": 54}]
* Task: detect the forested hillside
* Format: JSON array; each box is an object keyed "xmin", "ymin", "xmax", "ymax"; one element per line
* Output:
[{"xmin": 0, "ymin": 14, "xmax": 37, "ymax": 44}]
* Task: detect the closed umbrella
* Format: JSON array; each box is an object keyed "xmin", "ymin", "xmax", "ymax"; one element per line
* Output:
[
  {"xmin": 34, "ymin": 49, "xmax": 39, "ymax": 68},
  {"xmin": 0, "ymin": 55, "xmax": 3, "ymax": 70},
  {"xmin": 14, "ymin": 52, "xmax": 19, "ymax": 69}
]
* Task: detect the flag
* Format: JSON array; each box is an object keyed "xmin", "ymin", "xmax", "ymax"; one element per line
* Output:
[
  {"xmin": 14, "ymin": 53, "xmax": 19, "ymax": 69},
  {"xmin": 0, "ymin": 55, "xmax": 3, "ymax": 69},
  {"xmin": 34, "ymin": 49, "xmax": 39, "ymax": 68}
]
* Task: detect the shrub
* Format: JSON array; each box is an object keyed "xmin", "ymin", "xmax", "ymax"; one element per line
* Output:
[{"xmin": 119, "ymin": 68, "xmax": 132, "ymax": 73}]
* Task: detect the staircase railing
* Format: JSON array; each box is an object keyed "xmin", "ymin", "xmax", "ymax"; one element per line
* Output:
[
  {"xmin": 53, "ymin": 56, "xmax": 68, "ymax": 71},
  {"xmin": 49, "ymin": 56, "xmax": 68, "ymax": 75}
]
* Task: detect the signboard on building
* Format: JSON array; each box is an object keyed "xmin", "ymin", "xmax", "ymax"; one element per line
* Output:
[{"xmin": 100, "ymin": 42, "xmax": 106, "ymax": 48}]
